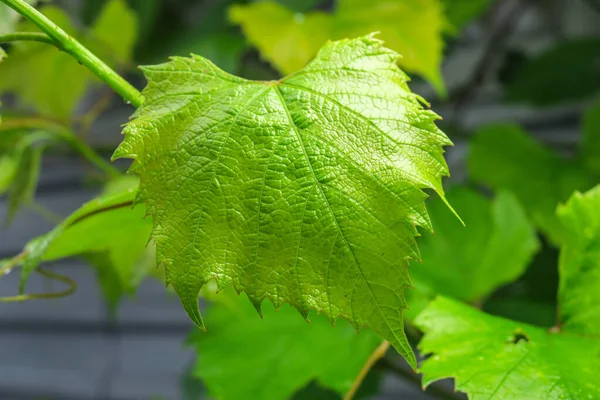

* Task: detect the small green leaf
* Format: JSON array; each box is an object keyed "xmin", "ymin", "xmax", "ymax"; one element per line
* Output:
[
  {"xmin": 506, "ymin": 39, "xmax": 600, "ymax": 107},
  {"xmin": 556, "ymin": 186, "xmax": 600, "ymax": 335},
  {"xmin": 416, "ymin": 296, "xmax": 600, "ymax": 399},
  {"xmin": 229, "ymin": 1, "xmax": 332, "ymax": 75},
  {"xmin": 406, "ymin": 187, "xmax": 539, "ymax": 319},
  {"xmin": 17, "ymin": 182, "xmax": 153, "ymax": 309},
  {"xmin": 468, "ymin": 124, "xmax": 595, "ymax": 245},
  {"xmin": 114, "ymin": 35, "xmax": 454, "ymax": 366},
  {"xmin": 188, "ymin": 288, "xmax": 382, "ymax": 400},
  {"xmin": 88, "ymin": 0, "xmax": 138, "ymax": 66}
]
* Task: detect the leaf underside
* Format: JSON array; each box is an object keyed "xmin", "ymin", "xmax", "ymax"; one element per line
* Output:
[{"xmin": 115, "ymin": 35, "xmax": 452, "ymax": 366}]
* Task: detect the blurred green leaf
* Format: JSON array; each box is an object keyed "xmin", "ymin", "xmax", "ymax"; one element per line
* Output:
[
  {"xmin": 443, "ymin": 0, "xmax": 492, "ymax": 30},
  {"xmin": 229, "ymin": 1, "xmax": 332, "ymax": 75},
  {"xmin": 506, "ymin": 39, "xmax": 600, "ymax": 106},
  {"xmin": 417, "ymin": 186, "xmax": 600, "ymax": 399},
  {"xmin": 468, "ymin": 124, "xmax": 596, "ymax": 245},
  {"xmin": 0, "ymin": 129, "xmax": 54, "ymax": 223},
  {"xmin": 188, "ymin": 288, "xmax": 382, "ymax": 400},
  {"xmin": 0, "ymin": 1, "xmax": 138, "ymax": 118},
  {"xmin": 405, "ymin": 187, "xmax": 539, "ymax": 320},
  {"xmin": 416, "ymin": 296, "xmax": 600, "ymax": 399},
  {"xmin": 230, "ymin": 0, "xmax": 448, "ymax": 93},
  {"xmin": 14, "ymin": 182, "xmax": 153, "ymax": 309},
  {"xmin": 335, "ymin": 0, "xmax": 448, "ymax": 95}
]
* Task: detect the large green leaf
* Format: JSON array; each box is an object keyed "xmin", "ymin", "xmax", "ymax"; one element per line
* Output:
[
  {"xmin": 0, "ymin": 0, "xmax": 137, "ymax": 118},
  {"xmin": 506, "ymin": 39, "xmax": 600, "ymax": 107},
  {"xmin": 556, "ymin": 186, "xmax": 600, "ymax": 335},
  {"xmin": 406, "ymin": 187, "xmax": 539, "ymax": 320},
  {"xmin": 114, "ymin": 35, "xmax": 454, "ymax": 366},
  {"xmin": 15, "ymin": 180, "xmax": 153, "ymax": 308},
  {"xmin": 229, "ymin": 1, "xmax": 332, "ymax": 75},
  {"xmin": 229, "ymin": 0, "xmax": 448, "ymax": 94},
  {"xmin": 468, "ymin": 124, "xmax": 596, "ymax": 245},
  {"xmin": 416, "ymin": 297, "xmax": 600, "ymax": 399},
  {"xmin": 188, "ymin": 287, "xmax": 381, "ymax": 400},
  {"xmin": 416, "ymin": 186, "xmax": 600, "ymax": 399}
]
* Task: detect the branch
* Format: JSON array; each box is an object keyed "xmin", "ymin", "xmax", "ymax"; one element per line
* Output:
[
  {"xmin": 0, "ymin": 0, "xmax": 143, "ymax": 108},
  {"xmin": 344, "ymin": 340, "xmax": 391, "ymax": 400},
  {"xmin": 0, "ymin": 32, "xmax": 54, "ymax": 45}
]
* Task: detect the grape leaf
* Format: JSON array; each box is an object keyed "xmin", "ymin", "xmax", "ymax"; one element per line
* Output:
[
  {"xmin": 14, "ymin": 181, "xmax": 153, "ymax": 308},
  {"xmin": 229, "ymin": 1, "xmax": 332, "ymax": 75},
  {"xmin": 506, "ymin": 39, "xmax": 600, "ymax": 107},
  {"xmin": 405, "ymin": 187, "xmax": 539, "ymax": 320},
  {"xmin": 114, "ymin": 35, "xmax": 454, "ymax": 366},
  {"xmin": 416, "ymin": 186, "xmax": 600, "ymax": 399},
  {"xmin": 468, "ymin": 124, "xmax": 596, "ymax": 245},
  {"xmin": 0, "ymin": 0, "xmax": 137, "ymax": 118},
  {"xmin": 416, "ymin": 297, "xmax": 600, "ymax": 399},
  {"xmin": 556, "ymin": 186, "xmax": 600, "ymax": 335},
  {"xmin": 188, "ymin": 287, "xmax": 382, "ymax": 400},
  {"xmin": 229, "ymin": 0, "xmax": 448, "ymax": 94},
  {"xmin": 0, "ymin": 128, "xmax": 55, "ymax": 223},
  {"xmin": 334, "ymin": 0, "xmax": 447, "ymax": 95}
]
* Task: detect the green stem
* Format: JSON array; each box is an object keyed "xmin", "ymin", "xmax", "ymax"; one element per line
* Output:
[
  {"xmin": 1, "ymin": 118, "xmax": 121, "ymax": 178},
  {"xmin": 0, "ymin": 32, "xmax": 54, "ymax": 45},
  {"xmin": 0, "ymin": 0, "xmax": 143, "ymax": 108}
]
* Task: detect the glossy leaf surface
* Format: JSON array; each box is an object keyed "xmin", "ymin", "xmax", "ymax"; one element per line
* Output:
[{"xmin": 115, "ymin": 35, "xmax": 453, "ymax": 366}]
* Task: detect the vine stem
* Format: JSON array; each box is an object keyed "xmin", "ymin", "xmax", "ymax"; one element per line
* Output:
[
  {"xmin": 0, "ymin": 32, "xmax": 54, "ymax": 45},
  {"xmin": 344, "ymin": 340, "xmax": 391, "ymax": 400},
  {"xmin": 0, "ymin": 268, "xmax": 77, "ymax": 302},
  {"xmin": 0, "ymin": 117, "xmax": 121, "ymax": 178},
  {"xmin": 0, "ymin": 0, "xmax": 143, "ymax": 108}
]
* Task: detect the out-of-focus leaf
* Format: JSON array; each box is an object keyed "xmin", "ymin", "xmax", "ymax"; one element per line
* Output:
[
  {"xmin": 582, "ymin": 99, "xmax": 600, "ymax": 175},
  {"xmin": 334, "ymin": 0, "xmax": 448, "ymax": 95},
  {"xmin": 405, "ymin": 187, "xmax": 539, "ymax": 320},
  {"xmin": 188, "ymin": 288, "xmax": 382, "ymax": 400},
  {"xmin": 0, "ymin": 1, "xmax": 138, "ymax": 118},
  {"xmin": 229, "ymin": 1, "xmax": 332, "ymax": 75},
  {"xmin": 0, "ymin": 129, "xmax": 54, "ymax": 223},
  {"xmin": 230, "ymin": 0, "xmax": 448, "ymax": 93},
  {"xmin": 416, "ymin": 297, "xmax": 600, "ymax": 399},
  {"xmin": 416, "ymin": 186, "xmax": 600, "ymax": 399},
  {"xmin": 468, "ymin": 124, "xmax": 596, "ymax": 245},
  {"xmin": 506, "ymin": 39, "xmax": 600, "ymax": 106},
  {"xmin": 14, "ymin": 182, "xmax": 153, "ymax": 310},
  {"xmin": 88, "ymin": 0, "xmax": 138, "ymax": 66},
  {"xmin": 443, "ymin": 0, "xmax": 492, "ymax": 30},
  {"xmin": 266, "ymin": 0, "xmax": 323, "ymax": 13}
]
